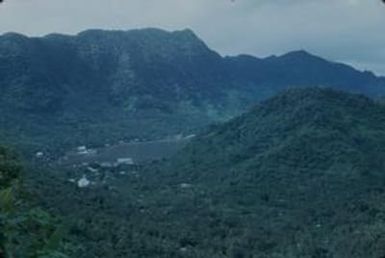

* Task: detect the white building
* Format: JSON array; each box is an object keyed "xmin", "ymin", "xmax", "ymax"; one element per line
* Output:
[
  {"xmin": 35, "ymin": 152, "xmax": 44, "ymax": 158},
  {"xmin": 76, "ymin": 146, "xmax": 97, "ymax": 155},
  {"xmin": 116, "ymin": 158, "xmax": 134, "ymax": 165},
  {"xmin": 77, "ymin": 175, "xmax": 91, "ymax": 188}
]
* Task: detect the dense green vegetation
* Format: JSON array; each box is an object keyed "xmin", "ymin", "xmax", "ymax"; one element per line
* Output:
[
  {"xmin": 1, "ymin": 29, "xmax": 385, "ymax": 154},
  {"xmin": 22, "ymin": 88, "xmax": 385, "ymax": 258},
  {"xmin": 0, "ymin": 146, "xmax": 69, "ymax": 257},
  {"xmin": 2, "ymin": 24, "xmax": 385, "ymax": 258}
]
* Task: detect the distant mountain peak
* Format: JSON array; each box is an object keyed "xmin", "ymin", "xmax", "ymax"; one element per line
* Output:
[
  {"xmin": 72, "ymin": 28, "xmax": 212, "ymax": 55},
  {"xmin": 280, "ymin": 49, "xmax": 326, "ymax": 62},
  {"xmin": 0, "ymin": 32, "xmax": 29, "ymax": 40},
  {"xmin": 285, "ymin": 49, "xmax": 312, "ymax": 56},
  {"xmin": 172, "ymin": 28, "xmax": 199, "ymax": 38},
  {"xmin": 74, "ymin": 27, "xmax": 200, "ymax": 39}
]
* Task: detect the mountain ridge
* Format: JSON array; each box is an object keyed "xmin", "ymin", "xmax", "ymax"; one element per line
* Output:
[
  {"xmin": 134, "ymin": 88, "xmax": 385, "ymax": 257},
  {"xmin": 1, "ymin": 28, "xmax": 385, "ymax": 152},
  {"xmin": 160, "ymin": 87, "xmax": 385, "ymax": 182}
]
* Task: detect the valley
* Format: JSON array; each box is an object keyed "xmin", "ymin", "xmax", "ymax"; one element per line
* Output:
[
  {"xmin": 1, "ymin": 27, "xmax": 385, "ymax": 258},
  {"xmin": 22, "ymin": 88, "xmax": 385, "ymax": 258},
  {"xmin": 58, "ymin": 135, "xmax": 193, "ymax": 167}
]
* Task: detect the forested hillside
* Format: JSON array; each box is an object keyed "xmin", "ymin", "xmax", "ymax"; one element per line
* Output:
[
  {"xmin": 0, "ymin": 145, "xmax": 69, "ymax": 257},
  {"xmin": 1, "ymin": 29, "xmax": 384, "ymax": 153},
  {"xmin": 27, "ymin": 88, "xmax": 385, "ymax": 258}
]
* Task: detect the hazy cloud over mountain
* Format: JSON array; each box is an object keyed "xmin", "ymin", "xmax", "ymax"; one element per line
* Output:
[{"xmin": 0, "ymin": 0, "xmax": 384, "ymax": 74}]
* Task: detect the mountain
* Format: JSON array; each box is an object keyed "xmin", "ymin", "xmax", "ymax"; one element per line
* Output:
[
  {"xmin": 163, "ymin": 87, "xmax": 385, "ymax": 182},
  {"xmin": 31, "ymin": 88, "xmax": 385, "ymax": 257},
  {"xmin": 1, "ymin": 28, "xmax": 385, "ymax": 152},
  {"xmin": 225, "ymin": 50, "xmax": 382, "ymax": 95},
  {"xmin": 140, "ymin": 88, "xmax": 385, "ymax": 257}
]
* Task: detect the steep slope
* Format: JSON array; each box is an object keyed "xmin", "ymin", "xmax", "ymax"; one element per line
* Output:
[
  {"xmin": 0, "ymin": 29, "xmax": 236, "ymax": 152},
  {"xmin": 1, "ymin": 28, "xmax": 385, "ymax": 153}
]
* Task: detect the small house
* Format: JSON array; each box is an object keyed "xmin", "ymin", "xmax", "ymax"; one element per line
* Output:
[{"xmin": 116, "ymin": 158, "xmax": 134, "ymax": 165}]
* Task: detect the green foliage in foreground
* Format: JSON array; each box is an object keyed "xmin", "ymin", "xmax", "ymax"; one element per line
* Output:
[{"xmin": 0, "ymin": 146, "xmax": 69, "ymax": 258}]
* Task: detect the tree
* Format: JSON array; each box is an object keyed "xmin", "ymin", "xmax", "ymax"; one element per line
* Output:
[{"xmin": 0, "ymin": 145, "xmax": 69, "ymax": 258}]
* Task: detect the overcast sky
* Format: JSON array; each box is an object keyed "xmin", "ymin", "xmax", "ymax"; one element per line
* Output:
[{"xmin": 0, "ymin": 0, "xmax": 385, "ymax": 75}]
